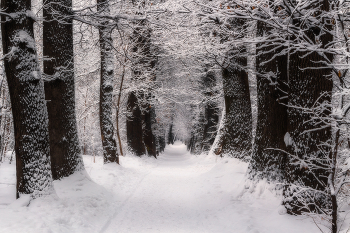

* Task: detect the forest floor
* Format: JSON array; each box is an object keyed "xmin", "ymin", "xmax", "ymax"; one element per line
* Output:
[{"xmin": 0, "ymin": 142, "xmax": 325, "ymax": 233}]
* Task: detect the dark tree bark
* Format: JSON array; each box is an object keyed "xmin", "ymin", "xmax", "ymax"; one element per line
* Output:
[
  {"xmin": 201, "ymin": 105, "xmax": 219, "ymax": 151},
  {"xmin": 248, "ymin": 21, "xmax": 288, "ymax": 182},
  {"xmin": 127, "ymin": 92, "xmax": 146, "ymax": 156},
  {"xmin": 116, "ymin": 57, "xmax": 126, "ymax": 156},
  {"xmin": 157, "ymin": 133, "xmax": 166, "ymax": 153},
  {"xmin": 127, "ymin": 14, "xmax": 157, "ymax": 157},
  {"xmin": 219, "ymin": 18, "xmax": 253, "ymax": 159},
  {"xmin": 1, "ymin": 0, "xmax": 53, "ymax": 197},
  {"xmin": 0, "ymin": 83, "xmax": 3, "ymax": 163},
  {"xmin": 43, "ymin": 0, "xmax": 84, "ymax": 180},
  {"xmin": 187, "ymin": 105, "xmax": 200, "ymax": 153},
  {"xmin": 143, "ymin": 103, "xmax": 157, "ymax": 158},
  {"xmin": 283, "ymin": 0, "xmax": 333, "ymax": 214},
  {"xmin": 167, "ymin": 124, "xmax": 175, "ymax": 145},
  {"xmin": 187, "ymin": 105, "xmax": 204, "ymax": 154},
  {"xmin": 220, "ymin": 65, "xmax": 252, "ymax": 159},
  {"xmin": 97, "ymin": 0, "xmax": 119, "ymax": 164},
  {"xmin": 139, "ymin": 31, "xmax": 157, "ymax": 158},
  {"xmin": 200, "ymin": 68, "xmax": 219, "ymax": 152}
]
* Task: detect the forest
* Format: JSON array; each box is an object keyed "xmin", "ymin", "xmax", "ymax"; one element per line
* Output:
[{"xmin": 0, "ymin": 0, "xmax": 350, "ymax": 232}]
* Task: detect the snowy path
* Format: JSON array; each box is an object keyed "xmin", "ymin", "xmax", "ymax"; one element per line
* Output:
[
  {"xmin": 91, "ymin": 142, "xmax": 318, "ymax": 233},
  {"xmin": 100, "ymin": 143, "xmax": 216, "ymax": 233},
  {"xmin": 0, "ymin": 142, "xmax": 320, "ymax": 233}
]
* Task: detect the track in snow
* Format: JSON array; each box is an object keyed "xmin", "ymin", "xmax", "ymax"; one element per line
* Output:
[{"xmin": 96, "ymin": 142, "xmax": 318, "ymax": 233}]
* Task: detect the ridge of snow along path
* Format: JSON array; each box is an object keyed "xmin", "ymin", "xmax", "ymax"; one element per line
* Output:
[{"xmin": 0, "ymin": 142, "xmax": 319, "ymax": 233}]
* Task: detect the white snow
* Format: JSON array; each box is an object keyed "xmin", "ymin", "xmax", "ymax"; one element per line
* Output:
[
  {"xmin": 0, "ymin": 142, "xmax": 321, "ymax": 232},
  {"xmin": 14, "ymin": 30, "xmax": 36, "ymax": 51},
  {"xmin": 284, "ymin": 132, "xmax": 293, "ymax": 147}
]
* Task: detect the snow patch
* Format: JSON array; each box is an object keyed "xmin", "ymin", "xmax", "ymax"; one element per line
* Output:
[
  {"xmin": 14, "ymin": 30, "xmax": 36, "ymax": 51},
  {"xmin": 9, "ymin": 194, "xmax": 31, "ymax": 208},
  {"xmin": 26, "ymin": 10, "xmax": 38, "ymax": 22},
  {"xmin": 284, "ymin": 132, "xmax": 293, "ymax": 147}
]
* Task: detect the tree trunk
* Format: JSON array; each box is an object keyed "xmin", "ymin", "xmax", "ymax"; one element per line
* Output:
[
  {"xmin": 43, "ymin": 0, "xmax": 84, "ymax": 180},
  {"xmin": 168, "ymin": 124, "xmax": 175, "ymax": 145},
  {"xmin": 200, "ymin": 69, "xmax": 219, "ymax": 152},
  {"xmin": 98, "ymin": 0, "xmax": 119, "ymax": 164},
  {"xmin": 283, "ymin": 0, "xmax": 333, "ymax": 214},
  {"xmin": 220, "ymin": 18, "xmax": 253, "ymax": 159},
  {"xmin": 1, "ymin": 0, "xmax": 53, "ymax": 198},
  {"xmin": 116, "ymin": 58, "xmax": 126, "ymax": 156},
  {"xmin": 220, "ymin": 66, "xmax": 252, "ymax": 159},
  {"xmin": 126, "ymin": 15, "xmax": 157, "ymax": 157},
  {"xmin": 143, "ymin": 104, "xmax": 157, "ymax": 158},
  {"xmin": 127, "ymin": 92, "xmax": 145, "ymax": 156},
  {"xmin": 249, "ymin": 20, "xmax": 288, "ymax": 182},
  {"xmin": 0, "ymin": 85, "xmax": 4, "ymax": 163},
  {"xmin": 157, "ymin": 133, "xmax": 166, "ymax": 154}
]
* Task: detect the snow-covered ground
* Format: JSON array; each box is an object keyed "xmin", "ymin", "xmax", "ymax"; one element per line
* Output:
[{"xmin": 0, "ymin": 142, "xmax": 322, "ymax": 233}]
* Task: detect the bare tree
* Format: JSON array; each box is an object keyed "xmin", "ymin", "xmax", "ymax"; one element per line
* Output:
[{"xmin": 43, "ymin": 0, "xmax": 84, "ymax": 179}]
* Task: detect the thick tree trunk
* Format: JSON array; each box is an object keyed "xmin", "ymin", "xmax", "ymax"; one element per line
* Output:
[
  {"xmin": 98, "ymin": 0, "xmax": 119, "ymax": 164},
  {"xmin": 249, "ymin": 21, "xmax": 288, "ymax": 182},
  {"xmin": 143, "ymin": 104, "xmax": 157, "ymax": 158},
  {"xmin": 220, "ymin": 21, "xmax": 253, "ymax": 159},
  {"xmin": 200, "ymin": 69, "xmax": 219, "ymax": 152},
  {"xmin": 283, "ymin": 0, "xmax": 333, "ymax": 214},
  {"xmin": 220, "ymin": 65, "xmax": 252, "ymax": 159},
  {"xmin": 127, "ymin": 92, "xmax": 145, "ymax": 156},
  {"xmin": 1, "ymin": 0, "xmax": 53, "ymax": 198},
  {"xmin": 43, "ymin": 0, "xmax": 84, "ymax": 180}
]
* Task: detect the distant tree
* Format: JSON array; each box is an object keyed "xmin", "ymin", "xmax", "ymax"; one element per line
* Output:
[
  {"xmin": 1, "ymin": 0, "xmax": 53, "ymax": 197},
  {"xmin": 188, "ymin": 108, "xmax": 204, "ymax": 154},
  {"xmin": 143, "ymin": 101, "xmax": 157, "ymax": 157},
  {"xmin": 43, "ymin": 0, "xmax": 84, "ymax": 179},
  {"xmin": 167, "ymin": 123, "xmax": 175, "ymax": 145},
  {"xmin": 199, "ymin": 66, "xmax": 219, "ymax": 152},
  {"xmin": 127, "ymin": 1, "xmax": 158, "ymax": 157}
]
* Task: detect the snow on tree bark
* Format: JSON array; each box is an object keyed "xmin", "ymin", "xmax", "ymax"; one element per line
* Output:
[
  {"xmin": 187, "ymin": 67, "xmax": 219, "ymax": 155},
  {"xmin": 249, "ymin": 20, "xmax": 288, "ymax": 182},
  {"xmin": 218, "ymin": 18, "xmax": 253, "ymax": 159},
  {"xmin": 200, "ymin": 68, "xmax": 219, "ymax": 152},
  {"xmin": 283, "ymin": 0, "xmax": 334, "ymax": 214},
  {"xmin": 220, "ymin": 65, "xmax": 252, "ymax": 159},
  {"xmin": 1, "ymin": 0, "xmax": 53, "ymax": 198},
  {"xmin": 97, "ymin": 0, "xmax": 119, "ymax": 164},
  {"xmin": 43, "ymin": 0, "xmax": 84, "ymax": 180}
]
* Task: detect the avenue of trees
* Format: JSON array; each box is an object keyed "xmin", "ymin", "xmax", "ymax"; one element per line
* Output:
[{"xmin": 1, "ymin": 0, "xmax": 350, "ymax": 232}]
